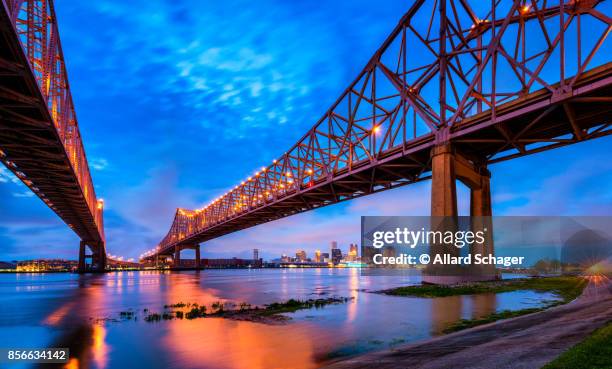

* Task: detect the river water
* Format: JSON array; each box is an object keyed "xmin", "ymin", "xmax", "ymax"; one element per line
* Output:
[{"xmin": 0, "ymin": 269, "xmax": 559, "ymax": 369}]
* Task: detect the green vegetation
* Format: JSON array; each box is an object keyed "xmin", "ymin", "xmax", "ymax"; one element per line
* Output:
[
  {"xmin": 141, "ymin": 297, "xmax": 353, "ymax": 323},
  {"xmin": 144, "ymin": 313, "xmax": 162, "ymax": 322},
  {"xmin": 442, "ymin": 308, "xmax": 542, "ymax": 333},
  {"xmin": 383, "ymin": 276, "xmax": 587, "ymax": 300},
  {"xmin": 542, "ymin": 323, "xmax": 612, "ymax": 369},
  {"xmin": 261, "ymin": 297, "xmax": 351, "ymax": 316},
  {"xmin": 185, "ymin": 305, "xmax": 207, "ymax": 319},
  {"xmin": 119, "ymin": 311, "xmax": 135, "ymax": 319},
  {"xmin": 383, "ymin": 277, "xmax": 588, "ymax": 334}
]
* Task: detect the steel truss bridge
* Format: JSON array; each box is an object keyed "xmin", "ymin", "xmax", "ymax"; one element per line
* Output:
[
  {"xmin": 145, "ymin": 0, "xmax": 612, "ymax": 267},
  {"xmin": 0, "ymin": 0, "xmax": 106, "ymax": 271}
]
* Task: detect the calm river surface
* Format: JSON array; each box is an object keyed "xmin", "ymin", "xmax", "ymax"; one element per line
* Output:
[{"xmin": 0, "ymin": 269, "xmax": 558, "ymax": 369}]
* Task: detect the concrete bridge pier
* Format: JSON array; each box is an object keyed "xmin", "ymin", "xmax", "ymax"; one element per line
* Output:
[
  {"xmin": 78, "ymin": 240, "xmax": 106, "ymax": 273},
  {"xmin": 423, "ymin": 144, "xmax": 497, "ymax": 285},
  {"xmin": 174, "ymin": 245, "xmax": 181, "ymax": 267},
  {"xmin": 173, "ymin": 244, "xmax": 201, "ymax": 269}
]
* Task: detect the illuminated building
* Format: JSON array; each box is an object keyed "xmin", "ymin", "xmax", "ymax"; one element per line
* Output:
[
  {"xmin": 348, "ymin": 243, "xmax": 358, "ymax": 261},
  {"xmin": 314, "ymin": 250, "xmax": 321, "ymax": 263},
  {"xmin": 16, "ymin": 259, "xmax": 78, "ymax": 272},
  {"xmin": 320, "ymin": 252, "xmax": 330, "ymax": 262},
  {"xmin": 296, "ymin": 250, "xmax": 307, "ymax": 262}
]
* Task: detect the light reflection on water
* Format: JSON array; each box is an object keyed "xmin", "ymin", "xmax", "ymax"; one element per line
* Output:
[{"xmin": 0, "ymin": 269, "xmax": 558, "ymax": 369}]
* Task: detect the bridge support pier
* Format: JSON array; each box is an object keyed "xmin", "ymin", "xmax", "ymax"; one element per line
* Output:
[
  {"xmin": 423, "ymin": 144, "xmax": 497, "ymax": 285},
  {"xmin": 173, "ymin": 244, "xmax": 201, "ymax": 269},
  {"xmin": 174, "ymin": 245, "xmax": 181, "ymax": 268},
  {"xmin": 195, "ymin": 244, "xmax": 201, "ymax": 269},
  {"xmin": 78, "ymin": 241, "xmax": 106, "ymax": 273}
]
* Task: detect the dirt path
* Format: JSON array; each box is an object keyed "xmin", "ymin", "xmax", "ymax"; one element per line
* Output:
[{"xmin": 323, "ymin": 278, "xmax": 612, "ymax": 369}]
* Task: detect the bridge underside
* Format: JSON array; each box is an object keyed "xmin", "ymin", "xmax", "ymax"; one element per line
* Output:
[
  {"xmin": 151, "ymin": 65, "xmax": 611, "ymax": 260},
  {"xmin": 0, "ymin": 3, "xmax": 105, "ymax": 270}
]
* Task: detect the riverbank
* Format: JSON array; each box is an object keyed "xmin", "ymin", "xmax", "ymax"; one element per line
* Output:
[
  {"xmin": 380, "ymin": 276, "xmax": 587, "ymax": 333},
  {"xmin": 325, "ymin": 277, "xmax": 611, "ymax": 369}
]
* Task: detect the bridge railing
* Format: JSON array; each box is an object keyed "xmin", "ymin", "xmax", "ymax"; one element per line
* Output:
[
  {"xmin": 6, "ymin": 0, "xmax": 104, "ymax": 241},
  {"xmin": 151, "ymin": 0, "xmax": 611, "ymax": 255}
]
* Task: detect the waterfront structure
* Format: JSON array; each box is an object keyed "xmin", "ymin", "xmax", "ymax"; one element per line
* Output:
[
  {"xmin": 16, "ymin": 259, "xmax": 78, "ymax": 272},
  {"xmin": 201, "ymin": 258, "xmax": 262, "ymax": 268},
  {"xmin": 253, "ymin": 249, "xmax": 259, "ymax": 261},
  {"xmin": 0, "ymin": 0, "xmax": 106, "ymax": 271},
  {"xmin": 314, "ymin": 250, "xmax": 321, "ymax": 263}
]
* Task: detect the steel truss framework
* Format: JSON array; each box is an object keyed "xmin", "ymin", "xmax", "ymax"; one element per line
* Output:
[
  {"xmin": 143, "ymin": 0, "xmax": 612, "ymax": 260},
  {"xmin": 0, "ymin": 1, "xmax": 105, "ymax": 256}
]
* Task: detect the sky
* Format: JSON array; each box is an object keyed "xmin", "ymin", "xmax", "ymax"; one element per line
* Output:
[{"xmin": 1, "ymin": 0, "xmax": 611, "ymax": 262}]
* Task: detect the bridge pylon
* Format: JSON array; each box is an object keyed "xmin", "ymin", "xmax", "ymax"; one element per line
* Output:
[
  {"xmin": 423, "ymin": 144, "xmax": 497, "ymax": 285},
  {"xmin": 172, "ymin": 243, "xmax": 201, "ymax": 269},
  {"xmin": 78, "ymin": 241, "xmax": 107, "ymax": 273}
]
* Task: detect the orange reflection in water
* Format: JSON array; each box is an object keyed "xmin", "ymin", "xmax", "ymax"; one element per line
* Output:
[
  {"xmin": 346, "ymin": 268, "xmax": 359, "ymax": 323},
  {"xmin": 91, "ymin": 324, "xmax": 108, "ymax": 369},
  {"xmin": 64, "ymin": 358, "xmax": 79, "ymax": 369},
  {"xmin": 44, "ymin": 301, "xmax": 75, "ymax": 326},
  {"xmin": 161, "ymin": 271, "xmax": 323, "ymax": 369},
  {"xmin": 165, "ymin": 318, "xmax": 320, "ymax": 369}
]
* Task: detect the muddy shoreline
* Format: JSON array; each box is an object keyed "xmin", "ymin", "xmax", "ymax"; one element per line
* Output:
[{"xmin": 323, "ymin": 279, "xmax": 612, "ymax": 369}]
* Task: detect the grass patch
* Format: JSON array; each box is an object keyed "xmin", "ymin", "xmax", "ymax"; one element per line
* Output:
[
  {"xmin": 260, "ymin": 297, "xmax": 351, "ymax": 316},
  {"xmin": 383, "ymin": 277, "xmax": 588, "ymax": 334},
  {"xmin": 383, "ymin": 276, "xmax": 587, "ymax": 300},
  {"xmin": 142, "ymin": 297, "xmax": 353, "ymax": 323},
  {"xmin": 542, "ymin": 323, "xmax": 612, "ymax": 369},
  {"xmin": 442, "ymin": 308, "xmax": 542, "ymax": 333}
]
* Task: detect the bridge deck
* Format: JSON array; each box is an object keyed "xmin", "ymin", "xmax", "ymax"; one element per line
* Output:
[
  {"xmin": 154, "ymin": 63, "xmax": 611, "ymax": 257},
  {"xmin": 0, "ymin": 2, "xmax": 103, "ymax": 244}
]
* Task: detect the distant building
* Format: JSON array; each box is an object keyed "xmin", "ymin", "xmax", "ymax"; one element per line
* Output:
[
  {"xmin": 314, "ymin": 250, "xmax": 321, "ymax": 263},
  {"xmin": 331, "ymin": 241, "xmax": 338, "ymax": 250},
  {"xmin": 201, "ymin": 258, "xmax": 262, "ymax": 268},
  {"xmin": 320, "ymin": 252, "xmax": 330, "ymax": 262},
  {"xmin": 281, "ymin": 254, "xmax": 291, "ymax": 263},
  {"xmin": 253, "ymin": 248, "xmax": 259, "ymax": 261},
  {"xmin": 361, "ymin": 246, "xmax": 378, "ymax": 264},
  {"xmin": 348, "ymin": 243, "xmax": 358, "ymax": 261},
  {"xmin": 296, "ymin": 250, "xmax": 307, "ymax": 262},
  {"xmin": 16, "ymin": 259, "xmax": 78, "ymax": 272},
  {"xmin": 331, "ymin": 248, "xmax": 342, "ymax": 265}
]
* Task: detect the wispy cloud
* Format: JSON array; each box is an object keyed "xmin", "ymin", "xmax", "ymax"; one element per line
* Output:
[
  {"xmin": 12, "ymin": 191, "xmax": 34, "ymax": 198},
  {"xmin": 90, "ymin": 158, "xmax": 109, "ymax": 171}
]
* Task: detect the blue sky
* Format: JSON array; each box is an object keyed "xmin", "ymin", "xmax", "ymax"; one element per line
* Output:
[{"xmin": 1, "ymin": 0, "xmax": 611, "ymax": 261}]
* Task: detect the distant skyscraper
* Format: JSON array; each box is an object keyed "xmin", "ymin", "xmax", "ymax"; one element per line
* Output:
[
  {"xmin": 321, "ymin": 252, "xmax": 330, "ymax": 262},
  {"xmin": 331, "ymin": 248, "xmax": 342, "ymax": 265},
  {"xmin": 296, "ymin": 249, "xmax": 307, "ymax": 262},
  {"xmin": 348, "ymin": 243, "xmax": 358, "ymax": 261},
  {"xmin": 253, "ymin": 248, "xmax": 259, "ymax": 261},
  {"xmin": 314, "ymin": 250, "xmax": 321, "ymax": 263},
  {"xmin": 331, "ymin": 241, "xmax": 338, "ymax": 250}
]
